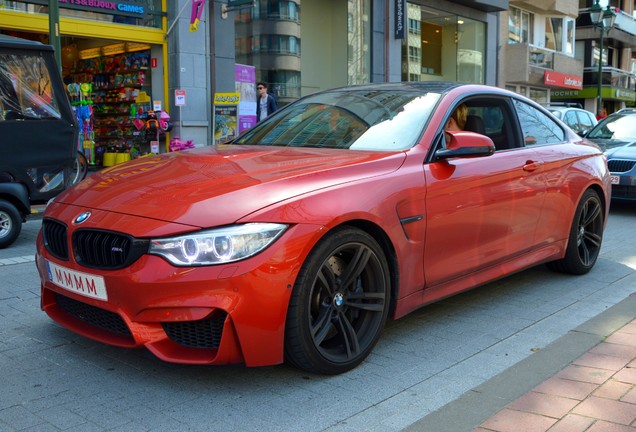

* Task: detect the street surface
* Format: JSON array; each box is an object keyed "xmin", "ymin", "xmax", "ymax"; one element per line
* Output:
[{"xmin": 1, "ymin": 202, "xmax": 635, "ymax": 432}]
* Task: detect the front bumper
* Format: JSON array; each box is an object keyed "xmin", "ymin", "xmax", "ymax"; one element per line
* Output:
[{"xmin": 36, "ymin": 222, "xmax": 321, "ymax": 367}]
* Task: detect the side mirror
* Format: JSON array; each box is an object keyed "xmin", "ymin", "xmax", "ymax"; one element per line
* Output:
[{"xmin": 435, "ymin": 131, "xmax": 496, "ymax": 160}]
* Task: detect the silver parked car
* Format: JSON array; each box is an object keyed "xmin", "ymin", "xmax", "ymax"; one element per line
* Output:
[{"xmin": 547, "ymin": 104, "xmax": 597, "ymax": 136}]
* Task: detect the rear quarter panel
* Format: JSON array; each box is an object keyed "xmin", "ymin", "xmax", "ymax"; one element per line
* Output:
[{"xmin": 534, "ymin": 139, "xmax": 610, "ymax": 247}]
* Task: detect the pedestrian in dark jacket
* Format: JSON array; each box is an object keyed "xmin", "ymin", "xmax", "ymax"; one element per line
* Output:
[{"xmin": 256, "ymin": 82, "xmax": 277, "ymax": 122}]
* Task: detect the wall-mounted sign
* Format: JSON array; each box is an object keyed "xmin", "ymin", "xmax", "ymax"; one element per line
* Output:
[
  {"xmin": 55, "ymin": 0, "xmax": 162, "ymax": 21},
  {"xmin": 394, "ymin": 0, "xmax": 406, "ymax": 39},
  {"xmin": 175, "ymin": 90, "xmax": 186, "ymax": 107},
  {"xmin": 544, "ymin": 71, "xmax": 583, "ymax": 90}
]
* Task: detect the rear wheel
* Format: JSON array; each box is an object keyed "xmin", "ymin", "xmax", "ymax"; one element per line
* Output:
[
  {"xmin": 0, "ymin": 199, "xmax": 22, "ymax": 249},
  {"xmin": 547, "ymin": 189, "xmax": 603, "ymax": 275},
  {"xmin": 284, "ymin": 227, "xmax": 390, "ymax": 374}
]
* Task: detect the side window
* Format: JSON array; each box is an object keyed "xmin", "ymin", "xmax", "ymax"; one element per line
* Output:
[
  {"xmin": 513, "ymin": 99, "xmax": 564, "ymax": 145},
  {"xmin": 0, "ymin": 52, "xmax": 61, "ymax": 121},
  {"xmin": 564, "ymin": 110, "xmax": 579, "ymax": 133},
  {"xmin": 577, "ymin": 111, "xmax": 594, "ymax": 134}
]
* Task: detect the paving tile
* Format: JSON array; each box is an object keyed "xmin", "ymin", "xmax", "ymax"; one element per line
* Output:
[
  {"xmin": 479, "ymin": 408, "xmax": 557, "ymax": 432},
  {"xmin": 507, "ymin": 391, "xmax": 579, "ymax": 418},
  {"xmin": 556, "ymin": 365, "xmax": 614, "ymax": 385},
  {"xmin": 606, "ymin": 332, "xmax": 636, "ymax": 348},
  {"xmin": 622, "ymin": 386, "xmax": 636, "ymax": 404},
  {"xmin": 590, "ymin": 343, "xmax": 636, "ymax": 361},
  {"xmin": 546, "ymin": 414, "xmax": 595, "ymax": 432},
  {"xmin": 572, "ymin": 396, "xmax": 636, "ymax": 425},
  {"xmin": 573, "ymin": 352, "xmax": 631, "ymax": 372},
  {"xmin": 594, "ymin": 380, "xmax": 634, "ymax": 400},
  {"xmin": 532, "ymin": 377, "xmax": 597, "ymax": 400},
  {"xmin": 587, "ymin": 421, "xmax": 636, "ymax": 432},
  {"xmin": 614, "ymin": 368, "xmax": 636, "ymax": 385},
  {"xmin": 620, "ymin": 322, "xmax": 636, "ymax": 335}
]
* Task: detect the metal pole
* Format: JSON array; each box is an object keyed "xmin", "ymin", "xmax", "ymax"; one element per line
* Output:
[
  {"xmin": 597, "ymin": 25, "xmax": 604, "ymax": 114},
  {"xmin": 48, "ymin": 0, "xmax": 62, "ymax": 73}
]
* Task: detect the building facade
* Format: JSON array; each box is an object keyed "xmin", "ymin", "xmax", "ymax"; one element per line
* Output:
[{"xmin": 549, "ymin": 0, "xmax": 636, "ymax": 114}]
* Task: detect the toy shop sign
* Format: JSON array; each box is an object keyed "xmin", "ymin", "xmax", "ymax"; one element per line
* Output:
[{"xmin": 55, "ymin": 0, "xmax": 149, "ymax": 15}]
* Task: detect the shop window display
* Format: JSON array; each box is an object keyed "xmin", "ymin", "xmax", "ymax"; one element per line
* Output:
[{"xmin": 65, "ymin": 50, "xmax": 156, "ymax": 167}]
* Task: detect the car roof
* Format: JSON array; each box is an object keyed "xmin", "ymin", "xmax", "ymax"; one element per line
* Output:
[
  {"xmin": 0, "ymin": 34, "xmax": 53, "ymax": 52},
  {"xmin": 327, "ymin": 81, "xmax": 466, "ymax": 95}
]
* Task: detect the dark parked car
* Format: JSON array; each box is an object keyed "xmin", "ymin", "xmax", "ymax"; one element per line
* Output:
[
  {"xmin": 0, "ymin": 35, "xmax": 79, "ymax": 248},
  {"xmin": 585, "ymin": 108, "xmax": 636, "ymax": 200}
]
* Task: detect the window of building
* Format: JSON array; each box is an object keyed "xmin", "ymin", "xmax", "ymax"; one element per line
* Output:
[
  {"xmin": 409, "ymin": 46, "xmax": 421, "ymax": 63},
  {"xmin": 545, "ymin": 17, "xmax": 575, "ymax": 56},
  {"xmin": 529, "ymin": 87, "xmax": 549, "ymax": 105},
  {"xmin": 509, "ymin": 6, "xmax": 533, "ymax": 45},
  {"xmin": 408, "ymin": 18, "xmax": 421, "ymax": 35},
  {"xmin": 347, "ymin": 0, "xmax": 371, "ymax": 85},
  {"xmin": 402, "ymin": 4, "xmax": 485, "ymax": 84}
]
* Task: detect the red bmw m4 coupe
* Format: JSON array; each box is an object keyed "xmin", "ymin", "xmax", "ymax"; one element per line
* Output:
[{"xmin": 36, "ymin": 82, "xmax": 610, "ymax": 374}]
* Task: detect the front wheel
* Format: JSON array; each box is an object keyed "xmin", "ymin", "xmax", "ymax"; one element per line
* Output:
[
  {"xmin": 284, "ymin": 227, "xmax": 390, "ymax": 374},
  {"xmin": 70, "ymin": 151, "xmax": 88, "ymax": 186},
  {"xmin": 0, "ymin": 199, "xmax": 22, "ymax": 249},
  {"xmin": 547, "ymin": 189, "xmax": 604, "ymax": 275}
]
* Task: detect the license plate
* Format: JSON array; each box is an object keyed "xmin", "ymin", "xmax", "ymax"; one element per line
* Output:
[
  {"xmin": 610, "ymin": 175, "xmax": 620, "ymax": 185},
  {"xmin": 45, "ymin": 260, "xmax": 108, "ymax": 301}
]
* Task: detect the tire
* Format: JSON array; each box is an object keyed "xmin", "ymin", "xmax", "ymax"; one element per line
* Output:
[
  {"xmin": 0, "ymin": 199, "xmax": 22, "ymax": 249},
  {"xmin": 547, "ymin": 189, "xmax": 604, "ymax": 275},
  {"xmin": 284, "ymin": 227, "xmax": 390, "ymax": 374},
  {"xmin": 70, "ymin": 151, "xmax": 88, "ymax": 186}
]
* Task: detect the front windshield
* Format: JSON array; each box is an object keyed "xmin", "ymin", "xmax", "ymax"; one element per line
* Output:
[
  {"xmin": 233, "ymin": 89, "xmax": 440, "ymax": 151},
  {"xmin": 587, "ymin": 114, "xmax": 636, "ymax": 141}
]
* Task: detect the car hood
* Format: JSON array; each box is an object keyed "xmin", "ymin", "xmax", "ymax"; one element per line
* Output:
[
  {"xmin": 587, "ymin": 138, "xmax": 636, "ymax": 157},
  {"xmin": 54, "ymin": 145, "xmax": 406, "ymax": 227},
  {"xmin": 601, "ymin": 140, "xmax": 636, "ymax": 159}
]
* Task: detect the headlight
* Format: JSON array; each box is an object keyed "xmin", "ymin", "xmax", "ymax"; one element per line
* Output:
[{"xmin": 148, "ymin": 223, "xmax": 288, "ymax": 266}]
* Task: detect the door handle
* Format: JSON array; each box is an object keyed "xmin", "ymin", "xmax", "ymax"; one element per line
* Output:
[{"xmin": 523, "ymin": 160, "xmax": 543, "ymax": 172}]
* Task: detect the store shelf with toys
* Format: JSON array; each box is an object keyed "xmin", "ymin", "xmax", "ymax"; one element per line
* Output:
[{"xmin": 65, "ymin": 50, "xmax": 168, "ymax": 167}]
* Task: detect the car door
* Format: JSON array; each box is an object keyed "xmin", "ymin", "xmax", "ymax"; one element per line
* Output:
[
  {"xmin": 422, "ymin": 97, "xmax": 547, "ymax": 287},
  {"xmin": 511, "ymin": 99, "xmax": 574, "ymax": 246}
]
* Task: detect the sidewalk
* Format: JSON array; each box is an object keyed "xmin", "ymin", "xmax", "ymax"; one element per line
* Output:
[
  {"xmin": 406, "ymin": 293, "xmax": 636, "ymax": 432},
  {"xmin": 476, "ymin": 318, "xmax": 636, "ymax": 432}
]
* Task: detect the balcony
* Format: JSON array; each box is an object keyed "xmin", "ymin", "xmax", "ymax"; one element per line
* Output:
[
  {"xmin": 511, "ymin": 0, "xmax": 576, "ymax": 16},
  {"xmin": 505, "ymin": 44, "xmax": 583, "ymax": 84},
  {"xmin": 583, "ymin": 66, "xmax": 636, "ymax": 91},
  {"xmin": 577, "ymin": 9, "xmax": 636, "ymax": 46}
]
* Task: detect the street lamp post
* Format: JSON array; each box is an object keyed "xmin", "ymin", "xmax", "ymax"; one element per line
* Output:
[{"xmin": 589, "ymin": 1, "xmax": 617, "ymax": 114}]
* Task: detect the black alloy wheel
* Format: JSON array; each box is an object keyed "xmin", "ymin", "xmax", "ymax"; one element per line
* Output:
[
  {"xmin": 548, "ymin": 189, "xmax": 604, "ymax": 275},
  {"xmin": 285, "ymin": 227, "xmax": 390, "ymax": 374}
]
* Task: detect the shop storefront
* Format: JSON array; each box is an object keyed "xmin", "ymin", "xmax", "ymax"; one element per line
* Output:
[
  {"xmin": 401, "ymin": 2, "xmax": 487, "ymax": 84},
  {"xmin": 0, "ymin": 0, "xmax": 168, "ymax": 167}
]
